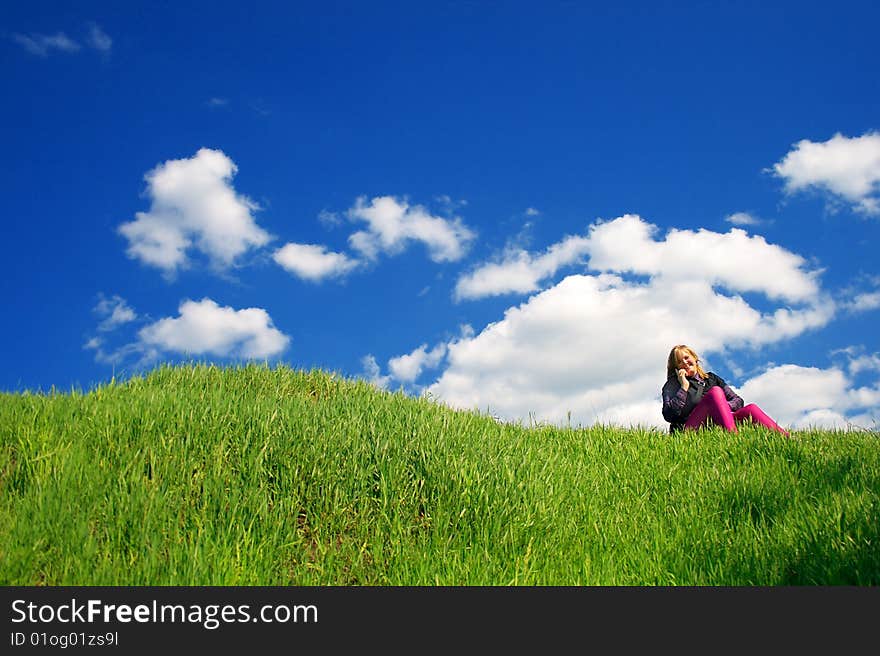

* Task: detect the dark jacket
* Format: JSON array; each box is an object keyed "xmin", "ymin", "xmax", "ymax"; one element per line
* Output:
[{"xmin": 661, "ymin": 371, "xmax": 744, "ymax": 433}]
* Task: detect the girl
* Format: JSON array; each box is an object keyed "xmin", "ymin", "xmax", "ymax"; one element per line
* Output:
[{"xmin": 661, "ymin": 345, "xmax": 789, "ymax": 436}]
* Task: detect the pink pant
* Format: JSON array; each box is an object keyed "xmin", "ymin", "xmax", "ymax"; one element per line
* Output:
[{"xmin": 684, "ymin": 386, "xmax": 789, "ymax": 436}]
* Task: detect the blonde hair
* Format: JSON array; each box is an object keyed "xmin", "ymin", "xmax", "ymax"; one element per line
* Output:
[{"xmin": 667, "ymin": 345, "xmax": 708, "ymax": 379}]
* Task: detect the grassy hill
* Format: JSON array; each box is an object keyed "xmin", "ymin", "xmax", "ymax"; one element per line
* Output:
[{"xmin": 1, "ymin": 363, "xmax": 878, "ymax": 585}]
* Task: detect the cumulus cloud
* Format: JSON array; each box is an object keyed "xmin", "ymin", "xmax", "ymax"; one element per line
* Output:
[
  {"xmin": 85, "ymin": 296, "xmax": 288, "ymax": 368},
  {"xmin": 425, "ymin": 215, "xmax": 833, "ymax": 428},
  {"xmin": 93, "ymin": 294, "xmax": 137, "ymax": 332},
  {"xmin": 365, "ymin": 326, "xmax": 473, "ymax": 391},
  {"xmin": 585, "ymin": 214, "xmax": 820, "ymax": 302},
  {"xmin": 843, "ymin": 291, "xmax": 880, "ymax": 313},
  {"xmin": 273, "ymin": 243, "xmax": 360, "ymax": 282},
  {"xmin": 85, "ymin": 338, "xmax": 158, "ymax": 368},
  {"xmin": 456, "ymin": 214, "xmax": 820, "ymax": 304},
  {"xmin": 388, "ymin": 343, "xmax": 448, "ymax": 383},
  {"xmin": 274, "ymin": 195, "xmax": 476, "ymax": 287},
  {"xmin": 346, "ymin": 196, "xmax": 476, "ymax": 263},
  {"xmin": 849, "ymin": 354, "xmax": 880, "ymax": 377},
  {"xmin": 837, "ymin": 275, "xmax": 880, "ymax": 314},
  {"xmin": 430, "ymin": 275, "xmax": 734, "ymax": 427},
  {"xmin": 832, "ymin": 347, "xmax": 880, "ymax": 378},
  {"xmin": 455, "ymin": 234, "xmax": 591, "ymax": 300},
  {"xmin": 118, "ymin": 148, "xmax": 272, "ymax": 277},
  {"xmin": 725, "ymin": 212, "xmax": 762, "ymax": 226},
  {"xmin": 361, "ymin": 355, "xmax": 392, "ymax": 390},
  {"xmin": 12, "ymin": 32, "xmax": 81, "ymax": 56},
  {"xmin": 772, "ymin": 131, "xmax": 880, "ymax": 216},
  {"xmin": 138, "ymin": 298, "xmax": 289, "ymax": 359},
  {"xmin": 85, "ymin": 296, "xmax": 155, "ymax": 367},
  {"xmin": 737, "ymin": 364, "xmax": 880, "ymax": 430}
]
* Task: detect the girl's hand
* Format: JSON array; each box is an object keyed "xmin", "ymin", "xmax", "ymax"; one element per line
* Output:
[{"xmin": 676, "ymin": 368, "xmax": 690, "ymax": 391}]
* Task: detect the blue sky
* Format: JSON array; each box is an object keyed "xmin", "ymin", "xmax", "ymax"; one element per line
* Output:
[{"xmin": 3, "ymin": 1, "xmax": 879, "ymax": 430}]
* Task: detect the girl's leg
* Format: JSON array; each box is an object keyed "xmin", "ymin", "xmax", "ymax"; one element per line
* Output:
[
  {"xmin": 733, "ymin": 404, "xmax": 790, "ymax": 436},
  {"xmin": 684, "ymin": 386, "xmax": 737, "ymax": 431}
]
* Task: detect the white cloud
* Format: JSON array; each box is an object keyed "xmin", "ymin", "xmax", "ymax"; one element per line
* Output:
[
  {"xmin": 843, "ymin": 291, "xmax": 880, "ymax": 313},
  {"xmin": 138, "ymin": 298, "xmax": 289, "ymax": 359},
  {"xmin": 455, "ymin": 234, "xmax": 591, "ymax": 300},
  {"xmin": 426, "ymin": 215, "xmax": 834, "ymax": 429},
  {"xmin": 838, "ymin": 275, "xmax": 880, "ymax": 314},
  {"xmin": 388, "ymin": 343, "xmax": 447, "ymax": 383},
  {"xmin": 12, "ymin": 24, "xmax": 111, "ymax": 56},
  {"xmin": 118, "ymin": 148, "xmax": 272, "ymax": 277},
  {"xmin": 367, "ymin": 325, "xmax": 472, "ymax": 390},
  {"xmin": 93, "ymin": 294, "xmax": 137, "ymax": 332},
  {"xmin": 430, "ymin": 274, "xmax": 731, "ymax": 428},
  {"xmin": 86, "ymin": 23, "xmax": 112, "ymax": 52},
  {"xmin": 724, "ymin": 212, "xmax": 762, "ymax": 226},
  {"xmin": 832, "ymin": 347, "xmax": 880, "ymax": 378},
  {"xmin": 848, "ymin": 353, "xmax": 880, "ymax": 376},
  {"xmin": 585, "ymin": 214, "xmax": 819, "ymax": 302},
  {"xmin": 85, "ymin": 338, "xmax": 158, "ymax": 368},
  {"xmin": 12, "ymin": 32, "xmax": 81, "ymax": 56},
  {"xmin": 833, "ymin": 274, "xmax": 880, "ymax": 315},
  {"xmin": 434, "ymin": 195, "xmax": 468, "ymax": 212},
  {"xmin": 273, "ymin": 243, "xmax": 360, "ymax": 282},
  {"xmin": 86, "ymin": 297, "xmax": 150, "ymax": 367},
  {"xmin": 772, "ymin": 131, "xmax": 880, "ymax": 216},
  {"xmin": 361, "ymin": 354, "xmax": 391, "ymax": 390},
  {"xmin": 318, "ymin": 209, "xmax": 342, "ymax": 227},
  {"xmin": 737, "ymin": 364, "xmax": 880, "ymax": 430},
  {"xmin": 456, "ymin": 215, "xmax": 819, "ymax": 303},
  {"xmin": 346, "ymin": 196, "xmax": 476, "ymax": 263}
]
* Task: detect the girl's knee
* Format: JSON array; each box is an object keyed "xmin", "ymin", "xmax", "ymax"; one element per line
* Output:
[
  {"xmin": 742, "ymin": 404, "xmax": 768, "ymax": 419},
  {"xmin": 707, "ymin": 386, "xmax": 725, "ymax": 400}
]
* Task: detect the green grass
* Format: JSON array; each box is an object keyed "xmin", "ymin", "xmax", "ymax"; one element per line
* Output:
[{"xmin": 1, "ymin": 363, "xmax": 878, "ymax": 585}]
